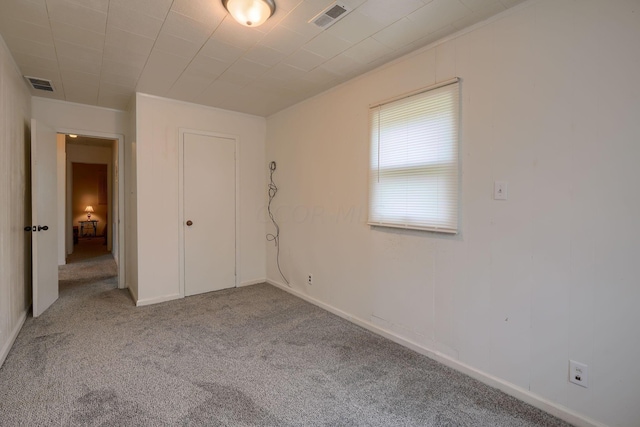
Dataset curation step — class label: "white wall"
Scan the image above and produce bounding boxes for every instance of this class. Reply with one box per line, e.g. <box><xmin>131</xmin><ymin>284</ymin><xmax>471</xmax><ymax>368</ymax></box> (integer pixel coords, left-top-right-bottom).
<box><xmin>32</xmin><ymin>97</ymin><xmax>128</xmax><ymax>137</ymax></box>
<box><xmin>265</xmin><ymin>1</ymin><xmax>640</xmax><ymax>426</ymax></box>
<box><xmin>134</xmin><ymin>93</ymin><xmax>266</xmax><ymax>305</ymax></box>
<box><xmin>0</xmin><ymin>35</ymin><xmax>31</xmax><ymax>367</ymax></box>
<box><xmin>126</xmin><ymin>95</ymin><xmax>138</xmax><ymax>300</ymax></box>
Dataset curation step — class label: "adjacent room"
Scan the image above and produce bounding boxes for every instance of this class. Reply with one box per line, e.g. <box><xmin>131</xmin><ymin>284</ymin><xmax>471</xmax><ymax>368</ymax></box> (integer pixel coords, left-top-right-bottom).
<box><xmin>0</xmin><ymin>1</ymin><xmax>639</xmax><ymax>426</ymax></box>
<box><xmin>66</xmin><ymin>135</ymin><xmax>116</xmax><ymax>260</ymax></box>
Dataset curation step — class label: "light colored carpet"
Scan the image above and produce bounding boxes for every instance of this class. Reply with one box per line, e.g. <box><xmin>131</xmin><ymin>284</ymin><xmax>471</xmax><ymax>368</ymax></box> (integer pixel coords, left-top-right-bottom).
<box><xmin>0</xmin><ymin>256</ymin><xmax>571</xmax><ymax>426</ymax></box>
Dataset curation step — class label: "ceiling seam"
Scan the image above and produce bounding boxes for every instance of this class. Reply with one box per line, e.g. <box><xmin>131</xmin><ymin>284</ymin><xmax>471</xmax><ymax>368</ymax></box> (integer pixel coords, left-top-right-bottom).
<box><xmin>185</xmin><ymin>3</ymin><xmax>338</xmax><ymax>107</ymax></box>
<box><xmin>43</xmin><ymin>0</ymin><xmax>65</xmax><ymax>100</ymax></box>
<box><xmin>133</xmin><ymin>0</ymin><xmax>177</xmax><ymax>95</ymax></box>
<box><xmin>95</xmin><ymin>0</ymin><xmax>110</xmax><ymax>107</ymax></box>
<box><xmin>163</xmin><ymin>13</ymin><xmax>232</xmax><ymax>97</ymax></box>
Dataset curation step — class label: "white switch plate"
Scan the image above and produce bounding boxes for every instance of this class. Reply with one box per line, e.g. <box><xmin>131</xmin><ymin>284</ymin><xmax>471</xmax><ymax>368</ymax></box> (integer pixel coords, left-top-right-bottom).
<box><xmin>494</xmin><ymin>181</ymin><xmax>508</xmax><ymax>200</ymax></box>
<box><xmin>569</xmin><ymin>360</ymin><xmax>589</xmax><ymax>388</ymax></box>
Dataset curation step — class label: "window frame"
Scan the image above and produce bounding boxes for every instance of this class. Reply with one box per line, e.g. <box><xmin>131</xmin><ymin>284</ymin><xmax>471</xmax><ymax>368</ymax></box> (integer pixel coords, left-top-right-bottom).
<box><xmin>367</xmin><ymin>78</ymin><xmax>460</xmax><ymax>234</ymax></box>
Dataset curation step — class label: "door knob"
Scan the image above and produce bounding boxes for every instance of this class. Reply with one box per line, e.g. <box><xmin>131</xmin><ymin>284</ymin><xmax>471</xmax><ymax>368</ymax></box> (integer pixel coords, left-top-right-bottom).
<box><xmin>24</xmin><ymin>226</ymin><xmax>35</xmax><ymax>232</ymax></box>
<box><xmin>186</xmin><ymin>220</ymin><xmax>193</xmax><ymax>226</ymax></box>
<box><xmin>38</xmin><ymin>225</ymin><xmax>49</xmax><ymax>231</ymax></box>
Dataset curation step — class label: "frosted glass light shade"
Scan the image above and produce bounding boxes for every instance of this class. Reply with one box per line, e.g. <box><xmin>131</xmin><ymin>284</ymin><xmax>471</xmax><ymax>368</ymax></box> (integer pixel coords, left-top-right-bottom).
<box><xmin>222</xmin><ymin>0</ymin><xmax>275</xmax><ymax>27</ymax></box>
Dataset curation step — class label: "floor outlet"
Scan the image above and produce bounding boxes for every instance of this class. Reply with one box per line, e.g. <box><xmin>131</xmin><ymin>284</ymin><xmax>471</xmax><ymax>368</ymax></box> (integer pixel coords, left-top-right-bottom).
<box><xmin>569</xmin><ymin>360</ymin><xmax>588</xmax><ymax>388</ymax></box>
<box><xmin>307</xmin><ymin>274</ymin><xmax>313</xmax><ymax>286</ymax></box>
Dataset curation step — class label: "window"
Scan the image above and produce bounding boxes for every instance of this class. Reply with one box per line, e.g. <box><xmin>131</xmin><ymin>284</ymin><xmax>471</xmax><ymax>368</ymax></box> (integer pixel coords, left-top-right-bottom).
<box><xmin>368</xmin><ymin>78</ymin><xmax>460</xmax><ymax>233</ymax></box>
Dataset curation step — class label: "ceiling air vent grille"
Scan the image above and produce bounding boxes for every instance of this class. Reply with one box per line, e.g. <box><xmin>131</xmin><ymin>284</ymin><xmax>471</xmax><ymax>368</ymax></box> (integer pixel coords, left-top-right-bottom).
<box><xmin>25</xmin><ymin>76</ymin><xmax>54</xmax><ymax>92</ymax></box>
<box><xmin>309</xmin><ymin>3</ymin><xmax>351</xmax><ymax>29</ymax></box>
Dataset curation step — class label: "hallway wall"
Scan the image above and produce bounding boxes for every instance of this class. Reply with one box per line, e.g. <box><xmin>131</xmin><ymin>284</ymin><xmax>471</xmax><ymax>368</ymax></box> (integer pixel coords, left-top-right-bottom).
<box><xmin>0</xmin><ymin>35</ymin><xmax>31</xmax><ymax>367</ymax></box>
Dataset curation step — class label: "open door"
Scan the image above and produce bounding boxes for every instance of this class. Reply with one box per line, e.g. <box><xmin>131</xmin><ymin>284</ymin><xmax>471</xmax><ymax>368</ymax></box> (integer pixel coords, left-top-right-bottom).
<box><xmin>31</xmin><ymin>119</ymin><xmax>58</xmax><ymax>317</ymax></box>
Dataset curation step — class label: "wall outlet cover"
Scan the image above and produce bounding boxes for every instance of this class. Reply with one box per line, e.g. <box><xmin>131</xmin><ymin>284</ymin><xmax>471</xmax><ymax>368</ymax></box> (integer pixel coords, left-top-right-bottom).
<box><xmin>569</xmin><ymin>360</ymin><xmax>588</xmax><ymax>388</ymax></box>
<box><xmin>494</xmin><ymin>181</ymin><xmax>508</xmax><ymax>200</ymax></box>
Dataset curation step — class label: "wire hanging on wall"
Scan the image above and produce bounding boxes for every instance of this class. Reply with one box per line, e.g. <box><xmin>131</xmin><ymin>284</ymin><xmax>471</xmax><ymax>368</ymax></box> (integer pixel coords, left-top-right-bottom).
<box><xmin>266</xmin><ymin>161</ymin><xmax>290</xmax><ymax>286</ymax></box>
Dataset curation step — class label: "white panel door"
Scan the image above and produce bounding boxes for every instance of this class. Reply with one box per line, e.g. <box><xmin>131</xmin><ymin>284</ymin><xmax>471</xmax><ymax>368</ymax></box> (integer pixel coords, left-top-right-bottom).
<box><xmin>183</xmin><ymin>133</ymin><xmax>236</xmax><ymax>296</ymax></box>
<box><xmin>31</xmin><ymin>119</ymin><xmax>58</xmax><ymax>317</ymax></box>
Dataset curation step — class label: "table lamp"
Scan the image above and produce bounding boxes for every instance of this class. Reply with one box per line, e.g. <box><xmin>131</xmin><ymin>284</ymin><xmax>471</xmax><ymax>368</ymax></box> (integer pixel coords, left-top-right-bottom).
<box><xmin>85</xmin><ymin>205</ymin><xmax>94</xmax><ymax>220</ymax></box>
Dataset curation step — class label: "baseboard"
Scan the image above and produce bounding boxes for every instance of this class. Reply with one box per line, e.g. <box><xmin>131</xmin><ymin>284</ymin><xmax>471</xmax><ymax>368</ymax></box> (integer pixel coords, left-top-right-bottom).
<box><xmin>238</xmin><ymin>278</ymin><xmax>266</xmax><ymax>288</ymax></box>
<box><xmin>266</xmin><ymin>279</ymin><xmax>608</xmax><ymax>427</ymax></box>
<box><xmin>136</xmin><ymin>293</ymin><xmax>180</xmax><ymax>307</ymax></box>
<box><xmin>0</xmin><ymin>310</ymin><xmax>28</xmax><ymax>368</ymax></box>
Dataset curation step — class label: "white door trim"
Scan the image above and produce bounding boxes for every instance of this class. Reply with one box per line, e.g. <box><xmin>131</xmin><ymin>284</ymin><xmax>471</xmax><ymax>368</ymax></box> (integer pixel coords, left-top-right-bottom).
<box><xmin>56</xmin><ymin>128</ymin><xmax>126</xmax><ymax>289</ymax></box>
<box><xmin>178</xmin><ymin>128</ymin><xmax>240</xmax><ymax>298</ymax></box>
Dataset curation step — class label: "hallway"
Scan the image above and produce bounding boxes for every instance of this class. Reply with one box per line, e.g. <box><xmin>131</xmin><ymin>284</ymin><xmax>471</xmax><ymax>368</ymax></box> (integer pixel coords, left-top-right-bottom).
<box><xmin>67</xmin><ymin>237</ymin><xmax>110</xmax><ymax>263</ymax></box>
<box><xmin>60</xmin><ymin>238</ymin><xmax>116</xmax><ymax>294</ymax></box>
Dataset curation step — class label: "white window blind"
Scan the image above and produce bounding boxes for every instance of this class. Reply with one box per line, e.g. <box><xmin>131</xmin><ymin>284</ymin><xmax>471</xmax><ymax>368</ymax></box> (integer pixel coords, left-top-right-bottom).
<box><xmin>368</xmin><ymin>79</ymin><xmax>460</xmax><ymax>233</ymax></box>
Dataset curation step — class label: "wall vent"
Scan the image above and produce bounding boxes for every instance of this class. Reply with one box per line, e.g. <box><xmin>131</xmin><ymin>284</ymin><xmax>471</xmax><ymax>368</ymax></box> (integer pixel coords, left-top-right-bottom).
<box><xmin>25</xmin><ymin>76</ymin><xmax>54</xmax><ymax>92</ymax></box>
<box><xmin>309</xmin><ymin>3</ymin><xmax>351</xmax><ymax>29</ymax></box>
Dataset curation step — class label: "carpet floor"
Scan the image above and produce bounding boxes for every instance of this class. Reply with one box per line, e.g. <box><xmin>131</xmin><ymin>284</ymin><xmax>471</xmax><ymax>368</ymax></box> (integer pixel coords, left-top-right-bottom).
<box><xmin>0</xmin><ymin>255</ymin><xmax>571</xmax><ymax>426</ymax></box>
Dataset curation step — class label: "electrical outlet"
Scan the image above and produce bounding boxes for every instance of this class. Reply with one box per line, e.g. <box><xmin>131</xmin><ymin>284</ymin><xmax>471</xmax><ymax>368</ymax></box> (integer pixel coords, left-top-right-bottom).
<box><xmin>569</xmin><ymin>360</ymin><xmax>588</xmax><ymax>388</ymax></box>
<box><xmin>307</xmin><ymin>274</ymin><xmax>313</xmax><ymax>285</ymax></box>
<box><xmin>494</xmin><ymin>181</ymin><xmax>508</xmax><ymax>200</ymax></box>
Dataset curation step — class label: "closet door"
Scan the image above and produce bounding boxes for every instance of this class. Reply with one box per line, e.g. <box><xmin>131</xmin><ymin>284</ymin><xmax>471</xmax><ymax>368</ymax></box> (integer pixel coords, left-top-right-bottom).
<box><xmin>183</xmin><ymin>132</ymin><xmax>236</xmax><ymax>296</ymax></box>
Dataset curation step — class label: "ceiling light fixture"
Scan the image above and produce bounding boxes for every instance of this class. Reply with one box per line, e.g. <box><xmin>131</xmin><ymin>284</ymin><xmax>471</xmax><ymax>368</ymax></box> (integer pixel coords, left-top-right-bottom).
<box><xmin>222</xmin><ymin>0</ymin><xmax>275</xmax><ymax>27</ymax></box>
<box><xmin>68</xmin><ymin>134</ymin><xmax>78</xmax><ymax>138</ymax></box>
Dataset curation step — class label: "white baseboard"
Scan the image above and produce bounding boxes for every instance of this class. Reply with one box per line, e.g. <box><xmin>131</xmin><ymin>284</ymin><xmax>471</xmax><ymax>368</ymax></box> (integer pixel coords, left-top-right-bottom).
<box><xmin>0</xmin><ymin>310</ymin><xmax>27</xmax><ymax>368</ymax></box>
<box><xmin>136</xmin><ymin>293</ymin><xmax>181</xmax><ymax>307</ymax></box>
<box><xmin>266</xmin><ymin>279</ymin><xmax>608</xmax><ymax>427</ymax></box>
<box><xmin>238</xmin><ymin>278</ymin><xmax>266</xmax><ymax>288</ymax></box>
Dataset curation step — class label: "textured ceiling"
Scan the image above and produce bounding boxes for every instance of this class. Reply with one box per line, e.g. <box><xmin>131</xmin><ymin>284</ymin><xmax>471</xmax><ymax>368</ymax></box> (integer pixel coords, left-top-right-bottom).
<box><xmin>0</xmin><ymin>0</ymin><xmax>525</xmax><ymax>116</ymax></box>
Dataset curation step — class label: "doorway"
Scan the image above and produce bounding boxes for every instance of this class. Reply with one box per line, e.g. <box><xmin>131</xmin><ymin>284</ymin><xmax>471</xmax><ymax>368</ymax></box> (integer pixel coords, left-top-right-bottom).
<box><xmin>64</xmin><ymin>135</ymin><xmax>115</xmax><ymax>265</ymax></box>
<box><xmin>30</xmin><ymin>121</ymin><xmax>125</xmax><ymax>317</ymax></box>
<box><xmin>70</xmin><ymin>162</ymin><xmax>109</xmax><ymax>261</ymax></box>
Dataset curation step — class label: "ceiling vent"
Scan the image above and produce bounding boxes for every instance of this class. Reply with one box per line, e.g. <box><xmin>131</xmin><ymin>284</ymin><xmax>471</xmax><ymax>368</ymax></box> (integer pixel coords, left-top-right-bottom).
<box><xmin>25</xmin><ymin>76</ymin><xmax>54</xmax><ymax>92</ymax></box>
<box><xmin>309</xmin><ymin>2</ymin><xmax>351</xmax><ymax>29</ymax></box>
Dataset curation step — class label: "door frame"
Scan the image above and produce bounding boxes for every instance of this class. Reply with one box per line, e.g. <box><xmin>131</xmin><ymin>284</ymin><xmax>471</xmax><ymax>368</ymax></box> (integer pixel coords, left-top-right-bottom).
<box><xmin>57</xmin><ymin>128</ymin><xmax>126</xmax><ymax>289</ymax></box>
<box><xmin>178</xmin><ymin>128</ymin><xmax>240</xmax><ymax>298</ymax></box>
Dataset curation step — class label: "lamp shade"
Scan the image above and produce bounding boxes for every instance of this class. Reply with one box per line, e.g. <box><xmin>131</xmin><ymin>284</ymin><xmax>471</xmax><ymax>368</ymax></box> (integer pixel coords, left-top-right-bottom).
<box><xmin>84</xmin><ymin>206</ymin><xmax>94</xmax><ymax>213</ymax></box>
<box><xmin>222</xmin><ymin>0</ymin><xmax>275</xmax><ymax>27</ymax></box>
